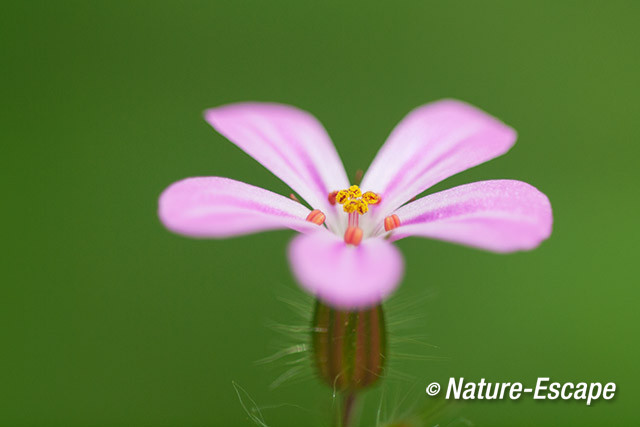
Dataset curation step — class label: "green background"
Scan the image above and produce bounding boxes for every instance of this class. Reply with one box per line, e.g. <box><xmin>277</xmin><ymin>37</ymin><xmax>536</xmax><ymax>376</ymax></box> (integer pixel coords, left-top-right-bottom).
<box><xmin>2</xmin><ymin>1</ymin><xmax>639</xmax><ymax>426</ymax></box>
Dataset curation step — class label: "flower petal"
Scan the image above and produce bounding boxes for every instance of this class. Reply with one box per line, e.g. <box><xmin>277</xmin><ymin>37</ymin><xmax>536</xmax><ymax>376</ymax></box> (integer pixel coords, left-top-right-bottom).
<box><xmin>388</xmin><ymin>180</ymin><xmax>552</xmax><ymax>253</ymax></box>
<box><xmin>288</xmin><ymin>232</ymin><xmax>404</xmax><ymax>309</ymax></box>
<box><xmin>360</xmin><ymin>99</ymin><xmax>517</xmax><ymax>228</ymax></box>
<box><xmin>204</xmin><ymin>103</ymin><xmax>349</xmax><ymax>231</ymax></box>
<box><xmin>159</xmin><ymin>177</ymin><xmax>320</xmax><ymax>238</ymax></box>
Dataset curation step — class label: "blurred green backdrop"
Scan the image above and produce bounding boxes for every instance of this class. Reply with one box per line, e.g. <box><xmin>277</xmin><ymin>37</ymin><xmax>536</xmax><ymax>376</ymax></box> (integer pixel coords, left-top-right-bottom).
<box><xmin>2</xmin><ymin>1</ymin><xmax>639</xmax><ymax>426</ymax></box>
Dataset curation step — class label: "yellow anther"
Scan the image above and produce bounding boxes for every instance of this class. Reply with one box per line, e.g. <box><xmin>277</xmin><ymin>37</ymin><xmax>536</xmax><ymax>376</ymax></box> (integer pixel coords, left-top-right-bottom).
<box><xmin>355</xmin><ymin>199</ymin><xmax>368</xmax><ymax>214</ymax></box>
<box><xmin>362</xmin><ymin>191</ymin><xmax>380</xmax><ymax>205</ymax></box>
<box><xmin>343</xmin><ymin>199</ymin><xmax>359</xmax><ymax>213</ymax></box>
<box><xmin>343</xmin><ymin>199</ymin><xmax>368</xmax><ymax>214</ymax></box>
<box><xmin>335</xmin><ymin>190</ymin><xmax>350</xmax><ymax>205</ymax></box>
<box><xmin>348</xmin><ymin>185</ymin><xmax>362</xmax><ymax>199</ymax></box>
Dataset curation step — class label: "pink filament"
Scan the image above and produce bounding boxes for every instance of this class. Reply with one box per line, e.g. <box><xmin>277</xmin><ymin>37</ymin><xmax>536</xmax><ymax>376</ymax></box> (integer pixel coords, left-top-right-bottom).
<box><xmin>348</xmin><ymin>212</ymin><xmax>359</xmax><ymax>228</ymax></box>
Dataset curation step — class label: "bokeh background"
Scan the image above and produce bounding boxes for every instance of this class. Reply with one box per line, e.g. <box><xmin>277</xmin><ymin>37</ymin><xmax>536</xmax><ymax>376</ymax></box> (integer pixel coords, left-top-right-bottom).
<box><xmin>2</xmin><ymin>1</ymin><xmax>639</xmax><ymax>426</ymax></box>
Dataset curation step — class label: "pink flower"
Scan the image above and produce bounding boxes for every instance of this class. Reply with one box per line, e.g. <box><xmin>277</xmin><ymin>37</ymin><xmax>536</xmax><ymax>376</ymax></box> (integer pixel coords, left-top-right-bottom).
<box><xmin>158</xmin><ymin>100</ymin><xmax>552</xmax><ymax>308</ymax></box>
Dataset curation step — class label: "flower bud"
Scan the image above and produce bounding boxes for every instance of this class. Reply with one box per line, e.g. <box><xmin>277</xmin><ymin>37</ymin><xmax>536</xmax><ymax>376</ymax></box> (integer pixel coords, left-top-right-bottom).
<box><xmin>311</xmin><ymin>300</ymin><xmax>386</xmax><ymax>391</ymax></box>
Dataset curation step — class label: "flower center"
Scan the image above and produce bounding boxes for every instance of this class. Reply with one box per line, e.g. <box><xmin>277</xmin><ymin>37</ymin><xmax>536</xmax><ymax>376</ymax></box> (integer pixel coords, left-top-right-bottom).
<box><xmin>328</xmin><ymin>185</ymin><xmax>380</xmax><ymax>246</ymax></box>
<box><xmin>329</xmin><ymin>185</ymin><xmax>381</xmax><ymax>213</ymax></box>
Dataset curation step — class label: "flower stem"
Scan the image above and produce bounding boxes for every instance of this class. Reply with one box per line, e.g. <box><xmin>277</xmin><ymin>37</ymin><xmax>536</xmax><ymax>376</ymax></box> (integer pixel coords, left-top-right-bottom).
<box><xmin>341</xmin><ymin>392</ymin><xmax>357</xmax><ymax>427</ymax></box>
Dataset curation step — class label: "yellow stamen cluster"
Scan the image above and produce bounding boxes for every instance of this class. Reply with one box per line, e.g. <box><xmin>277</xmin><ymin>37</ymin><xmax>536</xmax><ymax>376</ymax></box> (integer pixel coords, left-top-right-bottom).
<box><xmin>333</xmin><ymin>185</ymin><xmax>380</xmax><ymax>215</ymax></box>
